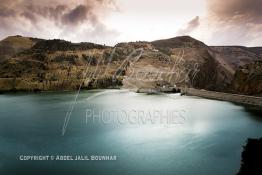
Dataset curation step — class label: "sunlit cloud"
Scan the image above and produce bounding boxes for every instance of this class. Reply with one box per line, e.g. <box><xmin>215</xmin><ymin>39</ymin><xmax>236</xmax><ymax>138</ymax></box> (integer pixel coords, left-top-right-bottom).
<box><xmin>0</xmin><ymin>0</ymin><xmax>261</xmax><ymax>46</ymax></box>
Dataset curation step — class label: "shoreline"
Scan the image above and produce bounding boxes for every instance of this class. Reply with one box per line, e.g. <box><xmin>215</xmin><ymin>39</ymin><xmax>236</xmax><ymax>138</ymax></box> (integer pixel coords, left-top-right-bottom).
<box><xmin>0</xmin><ymin>87</ymin><xmax>122</xmax><ymax>95</ymax></box>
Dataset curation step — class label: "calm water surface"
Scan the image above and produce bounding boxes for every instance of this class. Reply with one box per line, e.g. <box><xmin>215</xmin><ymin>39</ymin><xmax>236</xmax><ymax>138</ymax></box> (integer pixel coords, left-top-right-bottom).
<box><xmin>0</xmin><ymin>90</ymin><xmax>262</xmax><ymax>175</ymax></box>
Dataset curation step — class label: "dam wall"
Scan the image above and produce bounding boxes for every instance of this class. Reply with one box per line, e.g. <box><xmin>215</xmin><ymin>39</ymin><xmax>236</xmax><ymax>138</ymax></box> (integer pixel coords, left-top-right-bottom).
<box><xmin>183</xmin><ymin>88</ymin><xmax>262</xmax><ymax>106</ymax></box>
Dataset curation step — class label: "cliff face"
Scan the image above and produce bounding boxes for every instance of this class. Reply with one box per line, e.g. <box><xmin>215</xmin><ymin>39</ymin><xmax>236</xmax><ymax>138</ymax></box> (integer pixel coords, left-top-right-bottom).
<box><xmin>231</xmin><ymin>61</ymin><xmax>262</xmax><ymax>95</ymax></box>
<box><xmin>123</xmin><ymin>37</ymin><xmax>220</xmax><ymax>91</ymax></box>
<box><xmin>208</xmin><ymin>46</ymin><xmax>262</xmax><ymax>89</ymax></box>
<box><xmin>0</xmin><ymin>35</ymin><xmax>261</xmax><ymax>94</ymax></box>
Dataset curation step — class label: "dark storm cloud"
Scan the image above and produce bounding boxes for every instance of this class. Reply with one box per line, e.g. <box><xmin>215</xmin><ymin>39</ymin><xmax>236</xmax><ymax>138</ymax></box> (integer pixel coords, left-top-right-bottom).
<box><xmin>25</xmin><ymin>4</ymin><xmax>68</xmax><ymax>21</ymax></box>
<box><xmin>0</xmin><ymin>7</ymin><xmax>15</xmax><ymax>17</ymax></box>
<box><xmin>21</xmin><ymin>11</ymin><xmax>38</xmax><ymax>23</ymax></box>
<box><xmin>0</xmin><ymin>0</ymin><xmax>115</xmax><ymax>26</ymax></box>
<box><xmin>62</xmin><ymin>5</ymin><xmax>95</xmax><ymax>25</ymax></box>
<box><xmin>206</xmin><ymin>0</ymin><xmax>262</xmax><ymax>46</ymax></box>
<box><xmin>177</xmin><ymin>16</ymin><xmax>200</xmax><ymax>35</ymax></box>
<box><xmin>207</xmin><ymin>0</ymin><xmax>262</xmax><ymax>24</ymax></box>
<box><xmin>0</xmin><ymin>0</ymin><xmax>118</xmax><ymax>43</ymax></box>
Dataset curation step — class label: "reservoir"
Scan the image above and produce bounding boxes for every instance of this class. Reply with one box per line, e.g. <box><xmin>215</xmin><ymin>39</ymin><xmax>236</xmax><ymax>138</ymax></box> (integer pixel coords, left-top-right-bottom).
<box><xmin>0</xmin><ymin>90</ymin><xmax>262</xmax><ymax>175</ymax></box>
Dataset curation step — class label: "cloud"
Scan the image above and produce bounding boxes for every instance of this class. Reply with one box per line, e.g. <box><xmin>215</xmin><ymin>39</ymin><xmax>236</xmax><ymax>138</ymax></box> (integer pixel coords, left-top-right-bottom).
<box><xmin>0</xmin><ymin>7</ymin><xmax>15</xmax><ymax>17</ymax></box>
<box><xmin>0</xmin><ymin>0</ymin><xmax>119</xmax><ymax>45</ymax></box>
<box><xmin>24</xmin><ymin>4</ymin><xmax>68</xmax><ymax>21</ymax></box>
<box><xmin>207</xmin><ymin>0</ymin><xmax>262</xmax><ymax>24</ymax></box>
<box><xmin>177</xmin><ymin>16</ymin><xmax>200</xmax><ymax>36</ymax></box>
<box><xmin>205</xmin><ymin>0</ymin><xmax>262</xmax><ymax>46</ymax></box>
<box><xmin>62</xmin><ymin>5</ymin><xmax>91</xmax><ymax>25</ymax></box>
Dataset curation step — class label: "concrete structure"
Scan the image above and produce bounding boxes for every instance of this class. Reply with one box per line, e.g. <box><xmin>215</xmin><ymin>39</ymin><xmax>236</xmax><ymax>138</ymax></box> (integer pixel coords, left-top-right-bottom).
<box><xmin>182</xmin><ymin>88</ymin><xmax>262</xmax><ymax>106</ymax></box>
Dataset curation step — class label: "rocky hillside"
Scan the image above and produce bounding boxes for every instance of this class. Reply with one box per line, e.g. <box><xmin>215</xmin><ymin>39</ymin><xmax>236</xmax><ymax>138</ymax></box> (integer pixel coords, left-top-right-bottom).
<box><xmin>231</xmin><ymin>61</ymin><xmax>262</xmax><ymax>95</ymax></box>
<box><xmin>0</xmin><ymin>35</ymin><xmax>40</xmax><ymax>63</ymax></box>
<box><xmin>0</xmin><ymin>35</ymin><xmax>261</xmax><ymax>95</ymax></box>
<box><xmin>209</xmin><ymin>46</ymin><xmax>262</xmax><ymax>94</ymax></box>
<box><xmin>249</xmin><ymin>47</ymin><xmax>262</xmax><ymax>57</ymax></box>
<box><xmin>0</xmin><ymin>36</ymin><xmax>123</xmax><ymax>91</ymax></box>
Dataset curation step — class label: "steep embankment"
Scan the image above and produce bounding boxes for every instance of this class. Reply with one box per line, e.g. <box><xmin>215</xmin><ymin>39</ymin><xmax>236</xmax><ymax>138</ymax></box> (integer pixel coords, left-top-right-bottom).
<box><xmin>151</xmin><ymin>36</ymin><xmax>225</xmax><ymax>91</ymax></box>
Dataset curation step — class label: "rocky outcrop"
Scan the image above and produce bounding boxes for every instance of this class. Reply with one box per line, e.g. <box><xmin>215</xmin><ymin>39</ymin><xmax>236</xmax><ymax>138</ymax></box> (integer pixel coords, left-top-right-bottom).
<box><xmin>231</xmin><ymin>61</ymin><xmax>262</xmax><ymax>95</ymax></box>
<box><xmin>237</xmin><ymin>138</ymin><xmax>262</xmax><ymax>175</ymax></box>
<box><xmin>208</xmin><ymin>46</ymin><xmax>262</xmax><ymax>92</ymax></box>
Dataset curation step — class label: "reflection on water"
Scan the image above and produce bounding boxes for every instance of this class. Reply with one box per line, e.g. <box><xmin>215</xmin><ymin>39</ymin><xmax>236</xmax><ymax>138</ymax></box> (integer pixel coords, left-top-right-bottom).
<box><xmin>0</xmin><ymin>90</ymin><xmax>262</xmax><ymax>175</ymax></box>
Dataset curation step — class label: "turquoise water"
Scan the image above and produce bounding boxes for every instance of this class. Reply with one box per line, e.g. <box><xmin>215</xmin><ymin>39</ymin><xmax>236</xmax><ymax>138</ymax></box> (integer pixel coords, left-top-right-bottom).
<box><xmin>0</xmin><ymin>90</ymin><xmax>262</xmax><ymax>175</ymax></box>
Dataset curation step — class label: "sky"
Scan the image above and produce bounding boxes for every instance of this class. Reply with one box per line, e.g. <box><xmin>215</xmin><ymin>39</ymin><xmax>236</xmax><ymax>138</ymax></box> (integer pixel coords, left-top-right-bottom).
<box><xmin>0</xmin><ymin>0</ymin><xmax>261</xmax><ymax>46</ymax></box>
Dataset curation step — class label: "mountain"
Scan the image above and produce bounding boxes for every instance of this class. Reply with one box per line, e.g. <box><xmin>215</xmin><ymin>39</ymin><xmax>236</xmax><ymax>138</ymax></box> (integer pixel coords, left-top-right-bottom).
<box><xmin>151</xmin><ymin>36</ymin><xmax>207</xmax><ymax>48</ymax></box>
<box><xmin>0</xmin><ymin>35</ymin><xmax>261</xmax><ymax>95</ymax></box>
